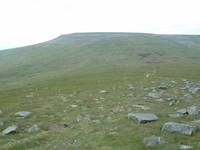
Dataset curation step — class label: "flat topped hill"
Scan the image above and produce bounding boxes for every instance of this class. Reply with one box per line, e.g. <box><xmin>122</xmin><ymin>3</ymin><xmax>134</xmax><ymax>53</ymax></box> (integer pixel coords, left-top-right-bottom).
<box><xmin>0</xmin><ymin>32</ymin><xmax>200</xmax><ymax>90</ymax></box>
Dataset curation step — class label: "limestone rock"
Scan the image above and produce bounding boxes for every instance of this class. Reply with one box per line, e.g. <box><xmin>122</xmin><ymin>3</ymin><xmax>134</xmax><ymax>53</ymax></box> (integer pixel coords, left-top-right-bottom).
<box><xmin>162</xmin><ymin>122</ymin><xmax>196</xmax><ymax>135</ymax></box>
<box><xmin>0</xmin><ymin>110</ymin><xmax>3</xmax><ymax>115</ymax></box>
<box><xmin>180</xmin><ymin>145</ymin><xmax>193</xmax><ymax>149</ymax></box>
<box><xmin>128</xmin><ymin>113</ymin><xmax>158</xmax><ymax>123</ymax></box>
<box><xmin>168</xmin><ymin>114</ymin><xmax>184</xmax><ymax>118</ymax></box>
<box><xmin>2</xmin><ymin>125</ymin><xmax>19</xmax><ymax>134</ymax></box>
<box><xmin>28</xmin><ymin>124</ymin><xmax>40</xmax><ymax>133</ymax></box>
<box><xmin>187</xmin><ymin>106</ymin><xmax>198</xmax><ymax>115</ymax></box>
<box><xmin>141</xmin><ymin>135</ymin><xmax>167</xmax><ymax>147</ymax></box>
<box><xmin>191</xmin><ymin>120</ymin><xmax>200</xmax><ymax>124</ymax></box>
<box><xmin>132</xmin><ymin>105</ymin><xmax>151</xmax><ymax>110</ymax></box>
<box><xmin>15</xmin><ymin>111</ymin><xmax>32</xmax><ymax>117</ymax></box>
<box><xmin>0</xmin><ymin>121</ymin><xmax>4</xmax><ymax>126</ymax></box>
<box><xmin>159</xmin><ymin>85</ymin><xmax>167</xmax><ymax>89</ymax></box>
<box><xmin>99</xmin><ymin>90</ymin><xmax>108</xmax><ymax>94</ymax></box>
<box><xmin>176</xmin><ymin>109</ymin><xmax>188</xmax><ymax>114</ymax></box>
<box><xmin>147</xmin><ymin>92</ymin><xmax>161</xmax><ymax>98</ymax></box>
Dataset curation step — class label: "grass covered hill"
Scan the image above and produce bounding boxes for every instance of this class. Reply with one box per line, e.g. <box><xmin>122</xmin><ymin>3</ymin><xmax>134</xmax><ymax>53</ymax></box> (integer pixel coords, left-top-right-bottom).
<box><xmin>0</xmin><ymin>33</ymin><xmax>200</xmax><ymax>149</ymax></box>
<box><xmin>0</xmin><ymin>33</ymin><xmax>200</xmax><ymax>90</ymax></box>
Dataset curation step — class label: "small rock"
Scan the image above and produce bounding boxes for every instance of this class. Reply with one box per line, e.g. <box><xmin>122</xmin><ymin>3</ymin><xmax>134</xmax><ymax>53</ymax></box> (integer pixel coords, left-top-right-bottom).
<box><xmin>132</xmin><ymin>105</ymin><xmax>151</xmax><ymax>110</ymax></box>
<box><xmin>141</xmin><ymin>135</ymin><xmax>167</xmax><ymax>147</ymax></box>
<box><xmin>191</xmin><ymin>120</ymin><xmax>200</xmax><ymax>124</ymax></box>
<box><xmin>159</xmin><ymin>85</ymin><xmax>167</xmax><ymax>89</ymax></box>
<box><xmin>155</xmin><ymin>98</ymin><xmax>164</xmax><ymax>102</ymax></box>
<box><xmin>129</xmin><ymin>87</ymin><xmax>135</xmax><ymax>90</ymax></box>
<box><xmin>81</xmin><ymin>106</ymin><xmax>89</xmax><ymax>110</ymax></box>
<box><xmin>26</xmin><ymin>94</ymin><xmax>33</xmax><ymax>98</ymax></box>
<box><xmin>15</xmin><ymin>111</ymin><xmax>32</xmax><ymax>117</ymax></box>
<box><xmin>0</xmin><ymin>110</ymin><xmax>3</xmax><ymax>114</ymax></box>
<box><xmin>92</xmin><ymin>120</ymin><xmax>101</xmax><ymax>124</ymax></box>
<box><xmin>99</xmin><ymin>90</ymin><xmax>108</xmax><ymax>94</ymax></box>
<box><xmin>147</xmin><ymin>92</ymin><xmax>161</xmax><ymax>98</ymax></box>
<box><xmin>176</xmin><ymin>109</ymin><xmax>188</xmax><ymax>114</ymax></box>
<box><xmin>167</xmin><ymin>97</ymin><xmax>176</xmax><ymax>101</ymax></box>
<box><xmin>170</xmin><ymin>81</ymin><xmax>177</xmax><ymax>84</ymax></box>
<box><xmin>75</xmin><ymin>100</ymin><xmax>83</xmax><ymax>103</ymax></box>
<box><xmin>2</xmin><ymin>125</ymin><xmax>19</xmax><ymax>134</ymax></box>
<box><xmin>180</xmin><ymin>145</ymin><xmax>193</xmax><ymax>149</ymax></box>
<box><xmin>0</xmin><ymin>121</ymin><xmax>4</xmax><ymax>126</ymax></box>
<box><xmin>127</xmin><ymin>93</ymin><xmax>133</xmax><ymax>97</ymax></box>
<box><xmin>161</xmin><ymin>122</ymin><xmax>196</xmax><ymax>135</ymax></box>
<box><xmin>188</xmin><ymin>87</ymin><xmax>200</xmax><ymax>94</ymax></box>
<box><xmin>28</xmin><ymin>124</ymin><xmax>40</xmax><ymax>133</ymax></box>
<box><xmin>128</xmin><ymin>113</ymin><xmax>158</xmax><ymax>123</ymax></box>
<box><xmin>168</xmin><ymin>114</ymin><xmax>184</xmax><ymax>118</ymax></box>
<box><xmin>187</xmin><ymin>106</ymin><xmax>198</xmax><ymax>115</ymax></box>
<box><xmin>184</xmin><ymin>94</ymin><xmax>193</xmax><ymax>99</ymax></box>
<box><xmin>109</xmin><ymin>132</ymin><xmax>119</xmax><ymax>135</ymax></box>
<box><xmin>71</xmin><ymin>105</ymin><xmax>78</xmax><ymax>108</ymax></box>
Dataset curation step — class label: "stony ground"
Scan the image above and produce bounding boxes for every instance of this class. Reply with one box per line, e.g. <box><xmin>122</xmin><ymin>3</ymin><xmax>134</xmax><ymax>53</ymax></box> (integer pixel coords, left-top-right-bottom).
<box><xmin>0</xmin><ymin>74</ymin><xmax>200</xmax><ymax>149</ymax></box>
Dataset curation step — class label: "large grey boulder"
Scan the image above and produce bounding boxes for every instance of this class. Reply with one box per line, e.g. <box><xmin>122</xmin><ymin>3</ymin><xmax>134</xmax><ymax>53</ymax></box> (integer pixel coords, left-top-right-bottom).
<box><xmin>141</xmin><ymin>135</ymin><xmax>167</xmax><ymax>147</ymax></box>
<box><xmin>176</xmin><ymin>109</ymin><xmax>188</xmax><ymax>114</ymax></box>
<box><xmin>2</xmin><ymin>125</ymin><xmax>19</xmax><ymax>134</ymax></box>
<box><xmin>28</xmin><ymin>124</ymin><xmax>40</xmax><ymax>133</ymax></box>
<box><xmin>0</xmin><ymin>121</ymin><xmax>4</xmax><ymax>126</ymax></box>
<box><xmin>187</xmin><ymin>106</ymin><xmax>198</xmax><ymax>115</ymax></box>
<box><xmin>15</xmin><ymin>111</ymin><xmax>32</xmax><ymax>117</ymax></box>
<box><xmin>0</xmin><ymin>110</ymin><xmax>3</xmax><ymax>114</ymax></box>
<box><xmin>128</xmin><ymin>113</ymin><xmax>158</xmax><ymax>123</ymax></box>
<box><xmin>162</xmin><ymin>122</ymin><xmax>196</xmax><ymax>135</ymax></box>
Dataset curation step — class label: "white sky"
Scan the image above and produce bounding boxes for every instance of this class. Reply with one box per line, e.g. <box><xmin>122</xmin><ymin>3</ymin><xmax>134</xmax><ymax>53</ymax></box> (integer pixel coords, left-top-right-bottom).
<box><xmin>0</xmin><ymin>0</ymin><xmax>200</xmax><ymax>49</ymax></box>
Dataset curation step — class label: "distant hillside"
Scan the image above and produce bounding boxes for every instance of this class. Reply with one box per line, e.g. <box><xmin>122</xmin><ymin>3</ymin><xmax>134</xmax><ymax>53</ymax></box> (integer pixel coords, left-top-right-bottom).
<box><xmin>0</xmin><ymin>32</ymin><xmax>200</xmax><ymax>90</ymax></box>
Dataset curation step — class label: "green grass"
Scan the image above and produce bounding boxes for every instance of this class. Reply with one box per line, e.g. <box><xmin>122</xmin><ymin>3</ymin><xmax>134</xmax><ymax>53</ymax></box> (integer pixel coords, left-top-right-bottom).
<box><xmin>0</xmin><ymin>33</ymin><xmax>200</xmax><ymax>149</ymax></box>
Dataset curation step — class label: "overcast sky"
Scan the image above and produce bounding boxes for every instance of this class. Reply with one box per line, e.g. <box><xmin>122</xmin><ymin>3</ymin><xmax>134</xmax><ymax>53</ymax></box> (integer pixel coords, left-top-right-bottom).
<box><xmin>0</xmin><ymin>0</ymin><xmax>200</xmax><ymax>50</ymax></box>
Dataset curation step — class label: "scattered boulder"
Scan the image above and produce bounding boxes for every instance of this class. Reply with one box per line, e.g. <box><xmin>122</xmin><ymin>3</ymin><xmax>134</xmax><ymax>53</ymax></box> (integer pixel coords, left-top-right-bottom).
<box><xmin>26</xmin><ymin>94</ymin><xmax>33</xmax><ymax>98</ymax></box>
<box><xmin>180</xmin><ymin>145</ymin><xmax>193</xmax><ymax>149</ymax></box>
<box><xmin>0</xmin><ymin>121</ymin><xmax>4</xmax><ymax>126</ymax></box>
<box><xmin>147</xmin><ymin>92</ymin><xmax>161</xmax><ymax>98</ymax></box>
<box><xmin>141</xmin><ymin>135</ymin><xmax>167</xmax><ymax>147</ymax></box>
<box><xmin>15</xmin><ymin>111</ymin><xmax>32</xmax><ymax>117</ymax></box>
<box><xmin>109</xmin><ymin>132</ymin><xmax>119</xmax><ymax>135</ymax></box>
<box><xmin>99</xmin><ymin>90</ymin><xmax>108</xmax><ymax>94</ymax></box>
<box><xmin>155</xmin><ymin>98</ymin><xmax>164</xmax><ymax>102</ymax></box>
<box><xmin>188</xmin><ymin>87</ymin><xmax>200</xmax><ymax>94</ymax></box>
<box><xmin>168</xmin><ymin>114</ymin><xmax>184</xmax><ymax>118</ymax></box>
<box><xmin>28</xmin><ymin>124</ymin><xmax>40</xmax><ymax>133</ymax></box>
<box><xmin>159</xmin><ymin>85</ymin><xmax>167</xmax><ymax>89</ymax></box>
<box><xmin>184</xmin><ymin>94</ymin><xmax>193</xmax><ymax>99</ymax></box>
<box><xmin>128</xmin><ymin>113</ymin><xmax>158</xmax><ymax>123</ymax></box>
<box><xmin>2</xmin><ymin>125</ymin><xmax>19</xmax><ymax>134</ymax></box>
<box><xmin>75</xmin><ymin>100</ymin><xmax>83</xmax><ymax>103</ymax></box>
<box><xmin>0</xmin><ymin>110</ymin><xmax>3</xmax><ymax>115</ymax></box>
<box><xmin>191</xmin><ymin>120</ymin><xmax>200</xmax><ymax>124</ymax></box>
<box><xmin>71</xmin><ymin>105</ymin><xmax>78</xmax><ymax>108</ymax></box>
<box><xmin>92</xmin><ymin>120</ymin><xmax>101</xmax><ymax>124</ymax></box>
<box><xmin>167</xmin><ymin>97</ymin><xmax>176</xmax><ymax>101</ymax></box>
<box><xmin>81</xmin><ymin>106</ymin><xmax>89</xmax><ymax>110</ymax></box>
<box><xmin>176</xmin><ymin>109</ymin><xmax>188</xmax><ymax>114</ymax></box>
<box><xmin>187</xmin><ymin>106</ymin><xmax>198</xmax><ymax>115</ymax></box>
<box><xmin>161</xmin><ymin>122</ymin><xmax>196</xmax><ymax>135</ymax></box>
<box><xmin>132</xmin><ymin>105</ymin><xmax>151</xmax><ymax>110</ymax></box>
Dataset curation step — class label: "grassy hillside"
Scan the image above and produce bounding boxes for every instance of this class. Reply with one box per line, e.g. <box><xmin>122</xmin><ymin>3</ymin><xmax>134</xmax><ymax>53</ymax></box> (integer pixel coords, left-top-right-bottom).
<box><xmin>0</xmin><ymin>33</ymin><xmax>200</xmax><ymax>149</ymax></box>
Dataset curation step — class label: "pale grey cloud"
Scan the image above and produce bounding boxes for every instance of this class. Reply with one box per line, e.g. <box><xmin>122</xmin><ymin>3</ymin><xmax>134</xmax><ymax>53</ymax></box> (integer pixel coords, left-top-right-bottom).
<box><xmin>0</xmin><ymin>0</ymin><xmax>200</xmax><ymax>49</ymax></box>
